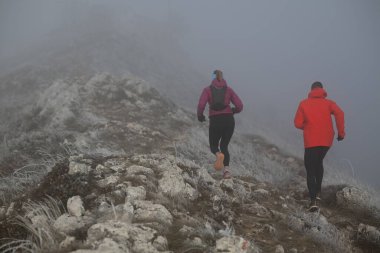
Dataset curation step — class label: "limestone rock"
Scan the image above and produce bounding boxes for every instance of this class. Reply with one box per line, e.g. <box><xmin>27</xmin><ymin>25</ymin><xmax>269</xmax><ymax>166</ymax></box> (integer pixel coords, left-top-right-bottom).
<box><xmin>71</xmin><ymin>238</ymin><xmax>129</xmax><ymax>253</ymax></box>
<box><xmin>179</xmin><ymin>225</ymin><xmax>195</xmax><ymax>237</ymax></box>
<box><xmin>220</xmin><ymin>179</ymin><xmax>234</xmax><ymax>192</ymax></box>
<box><xmin>54</xmin><ymin>214</ymin><xmax>94</xmax><ymax>235</ymax></box>
<box><xmin>96</xmin><ymin>174</ymin><xmax>120</xmax><ymax>188</ymax></box>
<box><xmin>96</xmin><ymin>201</ymin><xmax>134</xmax><ymax>223</ymax></box>
<box><xmin>87</xmin><ymin>221</ymin><xmax>160</xmax><ymax>252</ymax></box>
<box><xmin>67</xmin><ymin>196</ymin><xmax>85</xmax><ymax>217</ymax></box>
<box><xmin>336</xmin><ymin>186</ymin><xmax>371</xmax><ymax>211</ymax></box>
<box><xmin>158</xmin><ymin>167</ymin><xmax>198</xmax><ymax>200</ymax></box>
<box><xmin>125</xmin><ymin>165</ymin><xmax>155</xmax><ymax>177</ymax></box>
<box><xmin>357</xmin><ymin>223</ymin><xmax>380</xmax><ymax>247</ymax></box>
<box><xmin>152</xmin><ymin>236</ymin><xmax>168</xmax><ymax>251</ymax></box>
<box><xmin>252</xmin><ymin>189</ymin><xmax>269</xmax><ymax>199</ymax></box>
<box><xmin>69</xmin><ymin>161</ymin><xmax>91</xmax><ymax>175</ymax></box>
<box><xmin>275</xmin><ymin>244</ymin><xmax>285</xmax><ymax>253</ymax></box>
<box><xmin>133</xmin><ymin>200</ymin><xmax>173</xmax><ymax>229</ymax></box>
<box><xmin>215</xmin><ymin>236</ymin><xmax>254</xmax><ymax>253</ymax></box>
<box><xmin>245</xmin><ymin>202</ymin><xmax>271</xmax><ymax>218</ymax></box>
<box><xmin>59</xmin><ymin>236</ymin><xmax>76</xmax><ymax>250</ymax></box>
<box><xmin>126</xmin><ymin>186</ymin><xmax>146</xmax><ymax>203</ymax></box>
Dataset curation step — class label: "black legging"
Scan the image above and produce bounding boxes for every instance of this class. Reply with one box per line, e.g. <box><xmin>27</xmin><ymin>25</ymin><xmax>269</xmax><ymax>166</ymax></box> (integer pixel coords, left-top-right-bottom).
<box><xmin>209</xmin><ymin>114</ymin><xmax>235</xmax><ymax>166</ymax></box>
<box><xmin>304</xmin><ymin>146</ymin><xmax>330</xmax><ymax>201</ymax></box>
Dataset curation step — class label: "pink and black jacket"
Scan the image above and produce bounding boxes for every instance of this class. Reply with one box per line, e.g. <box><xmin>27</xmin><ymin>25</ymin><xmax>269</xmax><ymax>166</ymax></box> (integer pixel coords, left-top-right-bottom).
<box><xmin>197</xmin><ymin>79</ymin><xmax>243</xmax><ymax>118</ymax></box>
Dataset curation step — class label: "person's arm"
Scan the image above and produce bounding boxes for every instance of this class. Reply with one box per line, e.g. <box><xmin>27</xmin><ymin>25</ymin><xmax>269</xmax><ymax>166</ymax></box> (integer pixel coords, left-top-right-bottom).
<box><xmin>331</xmin><ymin>102</ymin><xmax>345</xmax><ymax>139</ymax></box>
<box><xmin>294</xmin><ymin>103</ymin><xmax>305</xmax><ymax>130</ymax></box>
<box><xmin>197</xmin><ymin>88</ymin><xmax>209</xmax><ymax>121</ymax></box>
<box><xmin>230</xmin><ymin>88</ymin><xmax>243</xmax><ymax>114</ymax></box>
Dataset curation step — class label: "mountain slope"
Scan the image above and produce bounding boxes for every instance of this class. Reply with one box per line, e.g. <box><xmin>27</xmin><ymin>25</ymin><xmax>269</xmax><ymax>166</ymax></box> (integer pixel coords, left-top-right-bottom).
<box><xmin>0</xmin><ymin>72</ymin><xmax>380</xmax><ymax>253</ymax></box>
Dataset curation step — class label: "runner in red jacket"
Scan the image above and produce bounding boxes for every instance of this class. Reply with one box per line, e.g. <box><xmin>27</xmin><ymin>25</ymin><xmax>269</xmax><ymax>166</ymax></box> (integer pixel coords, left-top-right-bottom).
<box><xmin>294</xmin><ymin>81</ymin><xmax>345</xmax><ymax>211</ymax></box>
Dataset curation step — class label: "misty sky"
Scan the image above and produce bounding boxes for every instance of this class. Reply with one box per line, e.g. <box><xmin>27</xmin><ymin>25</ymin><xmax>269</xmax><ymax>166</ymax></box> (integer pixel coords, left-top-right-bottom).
<box><xmin>0</xmin><ymin>0</ymin><xmax>379</xmax><ymax>187</ymax></box>
<box><xmin>130</xmin><ymin>0</ymin><xmax>380</xmax><ymax>187</ymax></box>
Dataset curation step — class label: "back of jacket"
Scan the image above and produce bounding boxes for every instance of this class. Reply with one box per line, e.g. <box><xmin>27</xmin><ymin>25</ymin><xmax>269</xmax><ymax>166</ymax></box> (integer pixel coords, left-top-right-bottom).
<box><xmin>294</xmin><ymin>88</ymin><xmax>345</xmax><ymax>148</ymax></box>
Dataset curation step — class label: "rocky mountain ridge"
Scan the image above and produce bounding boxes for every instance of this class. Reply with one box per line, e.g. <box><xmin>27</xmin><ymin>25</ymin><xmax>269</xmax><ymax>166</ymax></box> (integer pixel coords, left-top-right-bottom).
<box><xmin>0</xmin><ymin>72</ymin><xmax>379</xmax><ymax>252</ymax></box>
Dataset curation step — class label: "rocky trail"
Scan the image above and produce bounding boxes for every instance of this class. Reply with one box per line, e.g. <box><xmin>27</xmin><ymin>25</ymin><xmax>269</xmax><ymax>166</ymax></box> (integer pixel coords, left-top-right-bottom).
<box><xmin>1</xmin><ymin>142</ymin><xmax>380</xmax><ymax>252</ymax></box>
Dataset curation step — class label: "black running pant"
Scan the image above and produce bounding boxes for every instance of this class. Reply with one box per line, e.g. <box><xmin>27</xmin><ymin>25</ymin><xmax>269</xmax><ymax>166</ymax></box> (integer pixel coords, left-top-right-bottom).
<box><xmin>209</xmin><ymin>114</ymin><xmax>235</xmax><ymax>166</ymax></box>
<box><xmin>304</xmin><ymin>146</ymin><xmax>330</xmax><ymax>201</ymax></box>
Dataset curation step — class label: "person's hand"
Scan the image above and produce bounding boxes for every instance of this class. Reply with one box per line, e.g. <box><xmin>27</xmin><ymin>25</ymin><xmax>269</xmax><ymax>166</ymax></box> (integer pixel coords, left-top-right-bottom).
<box><xmin>337</xmin><ymin>135</ymin><xmax>344</xmax><ymax>141</ymax></box>
<box><xmin>232</xmin><ymin>107</ymin><xmax>238</xmax><ymax>114</ymax></box>
<box><xmin>198</xmin><ymin>114</ymin><xmax>206</xmax><ymax>122</ymax></box>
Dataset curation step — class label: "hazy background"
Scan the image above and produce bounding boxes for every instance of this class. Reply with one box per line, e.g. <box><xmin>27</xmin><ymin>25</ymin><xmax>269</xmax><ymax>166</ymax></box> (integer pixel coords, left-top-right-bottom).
<box><xmin>0</xmin><ymin>0</ymin><xmax>379</xmax><ymax>188</ymax></box>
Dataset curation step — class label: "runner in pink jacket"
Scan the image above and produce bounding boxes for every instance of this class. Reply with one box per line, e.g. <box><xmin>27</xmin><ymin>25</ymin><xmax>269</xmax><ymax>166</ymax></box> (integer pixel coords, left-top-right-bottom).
<box><xmin>197</xmin><ymin>70</ymin><xmax>243</xmax><ymax>179</ymax></box>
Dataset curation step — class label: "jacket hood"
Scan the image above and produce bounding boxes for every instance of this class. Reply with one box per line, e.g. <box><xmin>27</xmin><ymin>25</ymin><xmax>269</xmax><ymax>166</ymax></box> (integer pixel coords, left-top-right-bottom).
<box><xmin>308</xmin><ymin>87</ymin><xmax>327</xmax><ymax>98</ymax></box>
<box><xmin>211</xmin><ymin>79</ymin><xmax>227</xmax><ymax>88</ymax></box>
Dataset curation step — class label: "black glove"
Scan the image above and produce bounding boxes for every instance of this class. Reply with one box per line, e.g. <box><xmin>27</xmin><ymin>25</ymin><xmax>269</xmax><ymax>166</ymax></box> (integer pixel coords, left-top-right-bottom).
<box><xmin>231</xmin><ymin>107</ymin><xmax>238</xmax><ymax>114</ymax></box>
<box><xmin>337</xmin><ymin>136</ymin><xmax>344</xmax><ymax>141</ymax></box>
<box><xmin>198</xmin><ymin>114</ymin><xmax>206</xmax><ymax>122</ymax></box>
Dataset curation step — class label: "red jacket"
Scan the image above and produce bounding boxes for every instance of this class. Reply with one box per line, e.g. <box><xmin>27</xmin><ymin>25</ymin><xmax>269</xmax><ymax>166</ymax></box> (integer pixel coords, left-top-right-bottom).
<box><xmin>294</xmin><ymin>88</ymin><xmax>345</xmax><ymax>148</ymax></box>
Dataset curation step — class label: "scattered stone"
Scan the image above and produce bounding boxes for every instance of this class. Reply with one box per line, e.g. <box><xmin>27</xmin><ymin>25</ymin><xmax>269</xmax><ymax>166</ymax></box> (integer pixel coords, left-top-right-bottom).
<box><xmin>126</xmin><ymin>186</ymin><xmax>146</xmax><ymax>203</ymax></box>
<box><xmin>97</xmin><ymin>238</ymin><xmax>130</xmax><ymax>253</ymax></box>
<box><xmin>125</xmin><ymin>165</ymin><xmax>155</xmax><ymax>176</ymax></box>
<box><xmin>275</xmin><ymin>244</ymin><xmax>285</xmax><ymax>253</ymax></box>
<box><xmin>59</xmin><ymin>236</ymin><xmax>76</xmax><ymax>250</ymax></box>
<box><xmin>152</xmin><ymin>235</ymin><xmax>168</xmax><ymax>251</ymax></box>
<box><xmin>289</xmin><ymin>248</ymin><xmax>298</xmax><ymax>253</ymax></box>
<box><xmin>69</xmin><ymin>161</ymin><xmax>91</xmax><ymax>175</ymax></box>
<box><xmin>357</xmin><ymin>223</ymin><xmax>380</xmax><ymax>247</ymax></box>
<box><xmin>336</xmin><ymin>186</ymin><xmax>371</xmax><ymax>211</ymax></box>
<box><xmin>179</xmin><ymin>225</ymin><xmax>195</xmax><ymax>236</ymax></box>
<box><xmin>69</xmin><ymin>154</ymin><xmax>84</xmax><ymax>162</ymax></box>
<box><xmin>198</xmin><ymin>167</ymin><xmax>216</xmax><ymax>186</ymax></box>
<box><xmin>71</xmin><ymin>238</ymin><xmax>129</xmax><ymax>253</ymax></box>
<box><xmin>94</xmin><ymin>164</ymin><xmax>114</xmax><ymax>177</ymax></box>
<box><xmin>96</xmin><ymin>201</ymin><xmax>134</xmax><ymax>223</ymax></box>
<box><xmin>85</xmin><ymin>193</ymin><xmax>97</xmax><ymax>202</ymax></box>
<box><xmin>158</xmin><ymin>167</ymin><xmax>198</xmax><ymax>200</ymax></box>
<box><xmin>215</xmin><ymin>236</ymin><xmax>253</xmax><ymax>253</ymax></box>
<box><xmin>191</xmin><ymin>237</ymin><xmax>204</xmax><ymax>247</ymax></box>
<box><xmin>109</xmin><ymin>184</ymin><xmax>128</xmax><ymax>204</ymax></box>
<box><xmin>287</xmin><ymin>157</ymin><xmax>296</xmax><ymax>163</ymax></box>
<box><xmin>252</xmin><ymin>189</ymin><xmax>269</xmax><ymax>199</ymax></box>
<box><xmin>67</xmin><ymin>196</ymin><xmax>85</xmax><ymax>217</ymax></box>
<box><xmin>54</xmin><ymin>214</ymin><xmax>94</xmax><ymax>235</ymax></box>
<box><xmin>245</xmin><ymin>202</ymin><xmax>271</xmax><ymax>218</ymax></box>
<box><xmin>133</xmin><ymin>200</ymin><xmax>173</xmax><ymax>229</ymax></box>
<box><xmin>87</xmin><ymin>221</ymin><xmax>157</xmax><ymax>251</ymax></box>
<box><xmin>263</xmin><ymin>224</ymin><xmax>276</xmax><ymax>235</ymax></box>
<box><xmin>220</xmin><ymin>179</ymin><xmax>234</xmax><ymax>192</ymax></box>
<box><xmin>96</xmin><ymin>174</ymin><xmax>120</xmax><ymax>188</ymax></box>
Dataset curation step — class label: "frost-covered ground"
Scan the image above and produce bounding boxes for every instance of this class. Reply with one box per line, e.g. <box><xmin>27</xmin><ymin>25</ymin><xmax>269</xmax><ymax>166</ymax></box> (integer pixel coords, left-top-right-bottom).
<box><xmin>0</xmin><ymin>72</ymin><xmax>380</xmax><ymax>252</ymax></box>
<box><xmin>0</xmin><ymin>72</ymin><xmax>191</xmax><ymax>204</ymax></box>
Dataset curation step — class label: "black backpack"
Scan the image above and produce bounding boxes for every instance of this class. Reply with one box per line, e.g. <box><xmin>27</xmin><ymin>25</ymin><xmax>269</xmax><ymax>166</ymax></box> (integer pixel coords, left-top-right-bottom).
<box><xmin>210</xmin><ymin>85</ymin><xmax>227</xmax><ymax>111</ymax></box>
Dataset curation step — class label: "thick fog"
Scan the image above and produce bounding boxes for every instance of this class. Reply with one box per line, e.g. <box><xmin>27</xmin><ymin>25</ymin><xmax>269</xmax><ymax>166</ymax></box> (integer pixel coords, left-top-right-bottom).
<box><xmin>0</xmin><ymin>0</ymin><xmax>379</xmax><ymax>188</ymax></box>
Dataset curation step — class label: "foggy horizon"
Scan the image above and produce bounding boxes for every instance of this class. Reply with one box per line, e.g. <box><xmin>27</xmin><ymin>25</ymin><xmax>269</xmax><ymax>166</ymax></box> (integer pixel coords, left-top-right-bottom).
<box><xmin>0</xmin><ymin>0</ymin><xmax>379</xmax><ymax>189</ymax></box>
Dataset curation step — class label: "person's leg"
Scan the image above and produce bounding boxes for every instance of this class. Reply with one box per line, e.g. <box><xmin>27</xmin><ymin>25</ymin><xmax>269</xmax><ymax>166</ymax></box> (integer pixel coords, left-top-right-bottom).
<box><xmin>315</xmin><ymin>147</ymin><xmax>330</xmax><ymax>197</ymax></box>
<box><xmin>209</xmin><ymin>116</ymin><xmax>224</xmax><ymax>170</ymax></box>
<box><xmin>209</xmin><ymin>117</ymin><xmax>222</xmax><ymax>155</ymax></box>
<box><xmin>220</xmin><ymin>115</ymin><xmax>235</xmax><ymax>167</ymax></box>
<box><xmin>304</xmin><ymin>147</ymin><xmax>318</xmax><ymax>201</ymax></box>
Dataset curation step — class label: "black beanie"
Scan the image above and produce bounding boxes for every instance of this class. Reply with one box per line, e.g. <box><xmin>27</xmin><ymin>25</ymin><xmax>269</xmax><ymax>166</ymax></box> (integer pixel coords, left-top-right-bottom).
<box><xmin>311</xmin><ymin>81</ymin><xmax>323</xmax><ymax>90</ymax></box>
